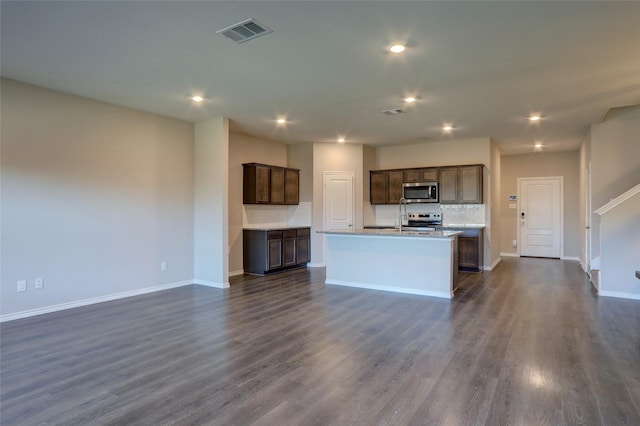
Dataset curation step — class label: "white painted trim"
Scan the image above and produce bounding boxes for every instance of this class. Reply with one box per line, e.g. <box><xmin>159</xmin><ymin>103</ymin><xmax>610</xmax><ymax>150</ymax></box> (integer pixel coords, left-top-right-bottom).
<box><xmin>229</xmin><ymin>269</ymin><xmax>244</xmax><ymax>277</ymax></box>
<box><xmin>500</xmin><ymin>252</ymin><xmax>519</xmax><ymax>257</ymax></box>
<box><xmin>326</xmin><ymin>279</ymin><xmax>453</xmax><ymax>299</ymax></box>
<box><xmin>484</xmin><ymin>257</ymin><xmax>502</xmax><ymax>271</ymax></box>
<box><xmin>0</xmin><ymin>280</ymin><xmax>194</xmax><ymax>323</ymax></box>
<box><xmin>594</xmin><ymin>183</ymin><xmax>640</xmax><ymax>216</ymax></box>
<box><xmin>599</xmin><ymin>290</ymin><xmax>640</xmax><ymax>301</ymax></box>
<box><xmin>307</xmin><ymin>263</ymin><xmax>326</xmax><ymax>268</ymax></box>
<box><xmin>194</xmin><ymin>279</ymin><xmax>230</xmax><ymax>289</ymax></box>
<box><xmin>517</xmin><ymin>176</ymin><xmax>564</xmax><ymax>258</ymax></box>
<box><xmin>561</xmin><ymin>256</ymin><xmax>580</xmax><ymax>262</ymax></box>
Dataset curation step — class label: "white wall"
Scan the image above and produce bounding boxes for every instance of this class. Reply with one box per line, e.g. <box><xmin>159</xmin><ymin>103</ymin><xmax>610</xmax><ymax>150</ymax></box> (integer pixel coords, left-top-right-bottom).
<box><xmin>500</xmin><ymin>151</ymin><xmax>580</xmax><ymax>258</ymax></box>
<box><xmin>1</xmin><ymin>79</ymin><xmax>194</xmax><ymax>318</ymax></box>
<box><xmin>589</xmin><ymin>105</ymin><xmax>640</xmax><ymax>260</ymax></box>
<box><xmin>599</xmin><ymin>192</ymin><xmax>640</xmax><ymax>299</ymax></box>
<box><xmin>228</xmin><ymin>132</ymin><xmax>288</xmax><ymax>274</ymax></box>
<box><xmin>194</xmin><ymin>117</ymin><xmax>229</xmax><ymax>288</ymax></box>
<box><xmin>312</xmin><ymin>143</ymin><xmax>364</xmax><ymax>266</ymax></box>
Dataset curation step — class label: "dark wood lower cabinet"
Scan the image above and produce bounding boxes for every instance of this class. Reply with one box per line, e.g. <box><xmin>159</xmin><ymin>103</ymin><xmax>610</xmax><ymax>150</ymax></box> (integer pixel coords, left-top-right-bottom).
<box><xmin>244</xmin><ymin>227</ymin><xmax>311</xmax><ymax>275</ymax></box>
<box><xmin>442</xmin><ymin>227</ymin><xmax>484</xmax><ymax>272</ymax></box>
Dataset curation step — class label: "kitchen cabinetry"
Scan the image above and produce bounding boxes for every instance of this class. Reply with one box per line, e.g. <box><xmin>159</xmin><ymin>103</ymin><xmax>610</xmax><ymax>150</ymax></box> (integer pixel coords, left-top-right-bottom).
<box><xmin>370</xmin><ymin>171</ymin><xmax>386</xmax><ymax>204</ymax></box>
<box><xmin>243</xmin><ymin>227</ymin><xmax>311</xmax><ymax>275</ymax></box>
<box><xmin>442</xmin><ymin>227</ymin><xmax>484</xmax><ymax>272</ymax></box>
<box><xmin>386</xmin><ymin>170</ymin><xmax>404</xmax><ymax>204</ymax></box>
<box><xmin>243</xmin><ymin>163</ymin><xmax>300</xmax><ymax>205</ymax></box>
<box><xmin>439</xmin><ymin>165</ymin><xmax>483</xmax><ymax>204</ymax></box>
<box><xmin>405</xmin><ymin>168</ymin><xmax>438</xmax><ymax>183</ymax></box>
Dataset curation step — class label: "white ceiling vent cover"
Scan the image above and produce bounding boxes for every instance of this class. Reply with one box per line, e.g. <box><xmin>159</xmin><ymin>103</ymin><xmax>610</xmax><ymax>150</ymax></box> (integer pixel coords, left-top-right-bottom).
<box><xmin>382</xmin><ymin>108</ymin><xmax>407</xmax><ymax>115</ymax></box>
<box><xmin>217</xmin><ymin>19</ymin><xmax>273</xmax><ymax>44</ymax></box>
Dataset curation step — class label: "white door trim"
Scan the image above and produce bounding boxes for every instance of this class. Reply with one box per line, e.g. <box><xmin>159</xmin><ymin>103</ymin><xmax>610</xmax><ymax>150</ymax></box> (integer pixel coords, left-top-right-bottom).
<box><xmin>517</xmin><ymin>176</ymin><xmax>564</xmax><ymax>258</ymax></box>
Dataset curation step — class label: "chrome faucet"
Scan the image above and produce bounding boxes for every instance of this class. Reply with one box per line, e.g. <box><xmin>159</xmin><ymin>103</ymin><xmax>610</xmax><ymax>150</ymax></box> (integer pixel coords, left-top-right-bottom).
<box><xmin>398</xmin><ymin>197</ymin><xmax>408</xmax><ymax>232</ymax></box>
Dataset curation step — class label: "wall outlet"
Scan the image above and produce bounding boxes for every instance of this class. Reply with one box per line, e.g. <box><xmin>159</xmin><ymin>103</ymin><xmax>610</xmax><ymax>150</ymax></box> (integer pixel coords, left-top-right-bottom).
<box><xmin>512</xmin><ymin>240</ymin><xmax>517</xmax><ymax>248</ymax></box>
<box><xmin>35</xmin><ymin>278</ymin><xmax>44</xmax><ymax>289</ymax></box>
<box><xmin>161</xmin><ymin>262</ymin><xmax>167</xmax><ymax>271</ymax></box>
<box><xmin>17</xmin><ymin>280</ymin><xmax>27</xmax><ymax>292</ymax></box>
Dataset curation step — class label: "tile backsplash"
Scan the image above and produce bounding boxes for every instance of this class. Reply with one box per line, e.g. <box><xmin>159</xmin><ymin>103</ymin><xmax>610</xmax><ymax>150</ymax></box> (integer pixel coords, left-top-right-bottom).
<box><xmin>372</xmin><ymin>204</ymin><xmax>485</xmax><ymax>226</ymax></box>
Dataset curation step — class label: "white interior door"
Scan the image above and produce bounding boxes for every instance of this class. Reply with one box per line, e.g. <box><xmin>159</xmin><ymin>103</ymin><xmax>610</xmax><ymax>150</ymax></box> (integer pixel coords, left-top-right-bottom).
<box><xmin>323</xmin><ymin>172</ymin><xmax>354</xmax><ymax>230</ymax></box>
<box><xmin>518</xmin><ymin>177</ymin><xmax>562</xmax><ymax>258</ymax></box>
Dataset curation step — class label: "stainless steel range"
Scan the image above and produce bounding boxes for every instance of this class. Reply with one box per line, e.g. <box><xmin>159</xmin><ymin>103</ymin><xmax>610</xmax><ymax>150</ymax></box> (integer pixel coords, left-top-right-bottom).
<box><xmin>406</xmin><ymin>212</ymin><xmax>442</xmax><ymax>231</ymax></box>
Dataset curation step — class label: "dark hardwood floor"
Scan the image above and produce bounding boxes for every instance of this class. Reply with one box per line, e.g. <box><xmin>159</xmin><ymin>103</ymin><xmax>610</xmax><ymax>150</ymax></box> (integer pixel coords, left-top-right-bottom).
<box><xmin>2</xmin><ymin>257</ymin><xmax>639</xmax><ymax>425</ymax></box>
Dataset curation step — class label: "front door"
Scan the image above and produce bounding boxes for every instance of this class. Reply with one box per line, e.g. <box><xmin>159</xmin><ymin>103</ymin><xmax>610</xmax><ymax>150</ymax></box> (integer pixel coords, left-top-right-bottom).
<box><xmin>323</xmin><ymin>172</ymin><xmax>354</xmax><ymax>231</ymax></box>
<box><xmin>518</xmin><ymin>177</ymin><xmax>562</xmax><ymax>258</ymax></box>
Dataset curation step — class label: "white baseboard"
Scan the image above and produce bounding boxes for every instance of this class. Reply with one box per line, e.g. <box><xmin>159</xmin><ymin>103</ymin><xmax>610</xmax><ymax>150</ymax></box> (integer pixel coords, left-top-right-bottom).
<box><xmin>484</xmin><ymin>257</ymin><xmax>501</xmax><ymax>271</ymax></box>
<box><xmin>229</xmin><ymin>269</ymin><xmax>244</xmax><ymax>277</ymax></box>
<box><xmin>0</xmin><ymin>280</ymin><xmax>194</xmax><ymax>323</ymax></box>
<box><xmin>561</xmin><ymin>256</ymin><xmax>580</xmax><ymax>262</ymax></box>
<box><xmin>500</xmin><ymin>252</ymin><xmax>519</xmax><ymax>257</ymax></box>
<box><xmin>598</xmin><ymin>290</ymin><xmax>640</xmax><ymax>301</ymax></box>
<box><xmin>194</xmin><ymin>279</ymin><xmax>230</xmax><ymax>289</ymax></box>
<box><xmin>307</xmin><ymin>263</ymin><xmax>325</xmax><ymax>268</ymax></box>
<box><xmin>325</xmin><ymin>278</ymin><xmax>453</xmax><ymax>299</ymax></box>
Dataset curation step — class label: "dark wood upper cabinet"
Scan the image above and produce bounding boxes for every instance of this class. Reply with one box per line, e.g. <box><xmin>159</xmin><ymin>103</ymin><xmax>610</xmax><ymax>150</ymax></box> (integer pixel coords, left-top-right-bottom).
<box><xmin>370</xmin><ymin>171</ymin><xmax>387</xmax><ymax>205</ymax></box>
<box><xmin>386</xmin><ymin>170</ymin><xmax>404</xmax><ymax>204</ymax></box>
<box><xmin>438</xmin><ymin>167</ymin><xmax>459</xmax><ymax>204</ymax></box>
<box><xmin>403</xmin><ymin>169</ymin><xmax>420</xmax><ymax>183</ymax></box>
<box><xmin>420</xmin><ymin>168</ymin><xmax>438</xmax><ymax>182</ymax></box>
<box><xmin>458</xmin><ymin>165</ymin><xmax>483</xmax><ymax>204</ymax></box>
<box><xmin>243</xmin><ymin>163</ymin><xmax>300</xmax><ymax>205</ymax></box>
<box><xmin>284</xmin><ymin>169</ymin><xmax>299</xmax><ymax>205</ymax></box>
<box><xmin>439</xmin><ymin>165</ymin><xmax>483</xmax><ymax>204</ymax></box>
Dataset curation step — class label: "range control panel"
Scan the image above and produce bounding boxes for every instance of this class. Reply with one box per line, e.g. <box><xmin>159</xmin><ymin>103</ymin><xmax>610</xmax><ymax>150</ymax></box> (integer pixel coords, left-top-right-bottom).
<box><xmin>407</xmin><ymin>212</ymin><xmax>442</xmax><ymax>222</ymax></box>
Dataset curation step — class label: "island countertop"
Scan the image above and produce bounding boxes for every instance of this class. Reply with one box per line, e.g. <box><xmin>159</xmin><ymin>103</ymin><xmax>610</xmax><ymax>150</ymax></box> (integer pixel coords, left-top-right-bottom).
<box><xmin>318</xmin><ymin>228</ymin><xmax>462</xmax><ymax>239</ymax></box>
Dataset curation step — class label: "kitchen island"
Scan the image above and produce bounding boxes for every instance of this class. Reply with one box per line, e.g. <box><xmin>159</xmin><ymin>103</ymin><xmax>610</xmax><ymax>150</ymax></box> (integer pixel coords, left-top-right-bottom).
<box><xmin>319</xmin><ymin>228</ymin><xmax>461</xmax><ymax>299</ymax></box>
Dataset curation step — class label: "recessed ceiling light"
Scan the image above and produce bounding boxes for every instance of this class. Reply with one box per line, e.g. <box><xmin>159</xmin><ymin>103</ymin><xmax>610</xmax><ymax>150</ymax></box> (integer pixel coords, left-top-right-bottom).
<box><xmin>337</xmin><ymin>137</ymin><xmax>346</xmax><ymax>143</ymax></box>
<box><xmin>442</xmin><ymin>125</ymin><xmax>454</xmax><ymax>132</ymax></box>
<box><xmin>276</xmin><ymin>118</ymin><xmax>287</xmax><ymax>125</ymax></box>
<box><xmin>528</xmin><ymin>114</ymin><xmax>542</xmax><ymax>122</ymax></box>
<box><xmin>191</xmin><ymin>96</ymin><xmax>204</xmax><ymax>103</ymax></box>
<box><xmin>389</xmin><ymin>44</ymin><xmax>406</xmax><ymax>53</ymax></box>
<box><xmin>534</xmin><ymin>142</ymin><xmax>544</xmax><ymax>150</ymax></box>
<box><xmin>403</xmin><ymin>97</ymin><xmax>417</xmax><ymax>103</ymax></box>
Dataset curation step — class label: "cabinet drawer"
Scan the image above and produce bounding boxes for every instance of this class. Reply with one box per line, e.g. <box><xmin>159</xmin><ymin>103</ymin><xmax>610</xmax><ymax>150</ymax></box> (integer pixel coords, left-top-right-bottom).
<box><xmin>297</xmin><ymin>228</ymin><xmax>310</xmax><ymax>237</ymax></box>
<box><xmin>268</xmin><ymin>231</ymin><xmax>283</xmax><ymax>240</ymax></box>
<box><xmin>283</xmin><ymin>229</ymin><xmax>297</xmax><ymax>238</ymax></box>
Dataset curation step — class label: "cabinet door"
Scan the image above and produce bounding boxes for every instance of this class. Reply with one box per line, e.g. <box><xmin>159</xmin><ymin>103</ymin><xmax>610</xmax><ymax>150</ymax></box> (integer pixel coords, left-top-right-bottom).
<box><xmin>420</xmin><ymin>168</ymin><xmax>438</xmax><ymax>182</ymax></box>
<box><xmin>370</xmin><ymin>171</ymin><xmax>386</xmax><ymax>204</ymax></box>
<box><xmin>243</xmin><ymin>164</ymin><xmax>271</xmax><ymax>204</ymax></box>
<box><xmin>270</xmin><ymin>168</ymin><xmax>285</xmax><ymax>205</ymax></box>
<box><xmin>386</xmin><ymin>171</ymin><xmax>404</xmax><ymax>204</ymax></box>
<box><xmin>404</xmin><ymin>169</ymin><xmax>420</xmax><ymax>183</ymax></box>
<box><xmin>458</xmin><ymin>237</ymin><xmax>479</xmax><ymax>269</ymax></box>
<box><xmin>439</xmin><ymin>167</ymin><xmax>459</xmax><ymax>203</ymax></box>
<box><xmin>296</xmin><ymin>235</ymin><xmax>310</xmax><ymax>264</ymax></box>
<box><xmin>458</xmin><ymin>165</ymin><xmax>483</xmax><ymax>204</ymax></box>
<box><xmin>268</xmin><ymin>239</ymin><xmax>282</xmax><ymax>270</ymax></box>
<box><xmin>283</xmin><ymin>237</ymin><xmax>297</xmax><ymax>266</ymax></box>
<box><xmin>284</xmin><ymin>169</ymin><xmax>299</xmax><ymax>205</ymax></box>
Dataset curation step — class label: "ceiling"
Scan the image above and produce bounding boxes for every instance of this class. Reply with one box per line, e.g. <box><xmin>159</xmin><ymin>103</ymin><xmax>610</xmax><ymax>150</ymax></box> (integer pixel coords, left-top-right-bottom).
<box><xmin>2</xmin><ymin>1</ymin><xmax>639</xmax><ymax>155</ymax></box>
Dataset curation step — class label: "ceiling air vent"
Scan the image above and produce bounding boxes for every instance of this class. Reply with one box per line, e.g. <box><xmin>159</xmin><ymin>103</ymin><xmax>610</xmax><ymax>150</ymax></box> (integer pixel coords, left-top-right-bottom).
<box><xmin>382</xmin><ymin>108</ymin><xmax>406</xmax><ymax>115</ymax></box>
<box><xmin>217</xmin><ymin>19</ymin><xmax>273</xmax><ymax>44</ymax></box>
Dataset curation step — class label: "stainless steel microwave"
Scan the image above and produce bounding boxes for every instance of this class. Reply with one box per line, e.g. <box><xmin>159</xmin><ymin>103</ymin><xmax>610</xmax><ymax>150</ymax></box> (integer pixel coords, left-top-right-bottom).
<box><xmin>402</xmin><ymin>182</ymin><xmax>439</xmax><ymax>203</ymax></box>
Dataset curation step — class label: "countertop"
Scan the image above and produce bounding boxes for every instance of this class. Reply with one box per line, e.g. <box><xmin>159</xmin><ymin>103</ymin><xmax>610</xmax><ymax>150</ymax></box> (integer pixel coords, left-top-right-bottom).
<box><xmin>364</xmin><ymin>224</ymin><xmax>486</xmax><ymax>229</ymax></box>
<box><xmin>244</xmin><ymin>225</ymin><xmax>311</xmax><ymax>231</ymax></box>
<box><xmin>319</xmin><ymin>228</ymin><xmax>462</xmax><ymax>239</ymax></box>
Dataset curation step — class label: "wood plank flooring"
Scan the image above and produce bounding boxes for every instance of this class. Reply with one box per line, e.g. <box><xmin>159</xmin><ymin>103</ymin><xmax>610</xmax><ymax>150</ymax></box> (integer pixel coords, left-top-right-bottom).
<box><xmin>1</xmin><ymin>257</ymin><xmax>639</xmax><ymax>425</ymax></box>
